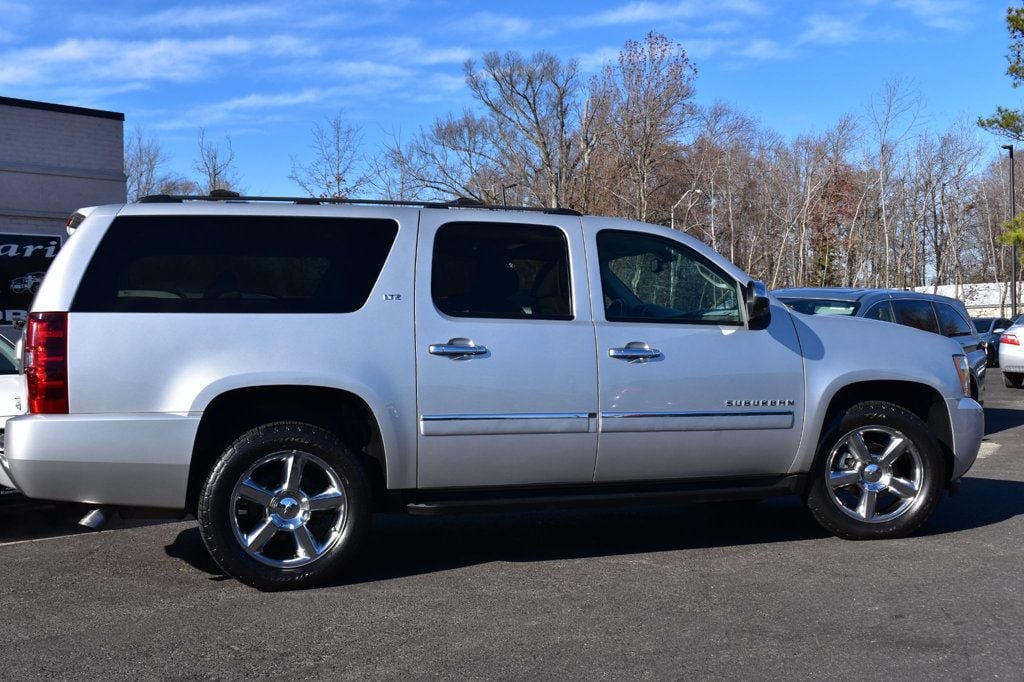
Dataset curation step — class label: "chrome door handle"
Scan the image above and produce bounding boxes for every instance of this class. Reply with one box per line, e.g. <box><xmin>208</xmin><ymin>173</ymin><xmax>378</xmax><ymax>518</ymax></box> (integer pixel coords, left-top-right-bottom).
<box><xmin>608</xmin><ymin>342</ymin><xmax>662</xmax><ymax>362</ymax></box>
<box><xmin>429</xmin><ymin>338</ymin><xmax>488</xmax><ymax>359</ymax></box>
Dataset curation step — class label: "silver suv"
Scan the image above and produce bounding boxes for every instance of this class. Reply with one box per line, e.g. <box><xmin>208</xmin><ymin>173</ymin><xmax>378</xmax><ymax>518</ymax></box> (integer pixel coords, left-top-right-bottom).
<box><xmin>0</xmin><ymin>195</ymin><xmax>984</xmax><ymax>590</ymax></box>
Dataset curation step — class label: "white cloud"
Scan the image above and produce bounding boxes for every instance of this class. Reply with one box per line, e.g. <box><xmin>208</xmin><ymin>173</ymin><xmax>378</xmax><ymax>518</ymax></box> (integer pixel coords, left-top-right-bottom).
<box><xmin>426</xmin><ymin>73</ymin><xmax>467</xmax><ymax>94</ymax></box>
<box><xmin>153</xmin><ymin>88</ymin><xmax>328</xmax><ymax>130</ymax></box>
<box><xmin>739</xmin><ymin>38</ymin><xmax>795</xmax><ymax>61</ymax></box>
<box><xmin>584</xmin><ymin>0</ymin><xmax>765</xmax><ymax>26</ymax></box>
<box><xmin>377</xmin><ymin>37</ymin><xmax>472</xmax><ymax>66</ymax></box>
<box><xmin>193</xmin><ymin>89</ymin><xmax>326</xmax><ymax>125</ymax></box>
<box><xmin>128</xmin><ymin>4</ymin><xmax>284</xmax><ymax>30</ymax></box>
<box><xmin>895</xmin><ymin>0</ymin><xmax>972</xmax><ymax>30</ymax></box>
<box><xmin>698</xmin><ymin>20</ymin><xmax>745</xmax><ymax>34</ymax></box>
<box><xmin>576</xmin><ymin>46</ymin><xmax>620</xmax><ymax>72</ymax></box>
<box><xmin>586</xmin><ymin>1</ymin><xmax>697</xmax><ymax>26</ymax></box>
<box><xmin>799</xmin><ymin>14</ymin><xmax>862</xmax><ymax>45</ymax></box>
<box><xmin>322</xmin><ymin>60</ymin><xmax>412</xmax><ymax>80</ymax></box>
<box><xmin>679</xmin><ymin>38</ymin><xmax>734</xmax><ymax>60</ymax></box>
<box><xmin>0</xmin><ymin>35</ymin><xmax>314</xmax><ymax>86</ymax></box>
<box><xmin>455</xmin><ymin>12</ymin><xmax>533</xmax><ymax>39</ymax></box>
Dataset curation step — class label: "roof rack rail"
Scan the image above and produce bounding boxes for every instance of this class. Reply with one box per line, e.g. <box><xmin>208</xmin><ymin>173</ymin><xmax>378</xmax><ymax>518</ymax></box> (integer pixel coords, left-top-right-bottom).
<box><xmin>136</xmin><ymin>193</ymin><xmax>583</xmax><ymax>217</ymax></box>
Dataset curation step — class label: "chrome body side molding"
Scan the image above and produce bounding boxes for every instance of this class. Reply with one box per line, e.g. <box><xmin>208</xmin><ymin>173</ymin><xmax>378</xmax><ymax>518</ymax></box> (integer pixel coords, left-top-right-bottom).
<box><xmin>420</xmin><ymin>412</ymin><xmax>594</xmax><ymax>436</ymax></box>
<box><xmin>600</xmin><ymin>410</ymin><xmax>794</xmax><ymax>433</ymax></box>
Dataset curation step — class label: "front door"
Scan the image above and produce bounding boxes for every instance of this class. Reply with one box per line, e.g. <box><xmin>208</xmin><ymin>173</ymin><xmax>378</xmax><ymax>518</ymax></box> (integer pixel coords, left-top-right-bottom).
<box><xmin>587</xmin><ymin>224</ymin><xmax>806</xmax><ymax>481</ymax></box>
<box><xmin>415</xmin><ymin>213</ymin><xmax>598</xmax><ymax>488</ymax></box>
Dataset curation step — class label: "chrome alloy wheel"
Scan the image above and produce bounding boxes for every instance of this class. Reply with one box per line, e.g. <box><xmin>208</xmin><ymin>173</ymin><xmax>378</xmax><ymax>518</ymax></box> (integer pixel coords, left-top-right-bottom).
<box><xmin>230</xmin><ymin>450</ymin><xmax>348</xmax><ymax>568</ymax></box>
<box><xmin>824</xmin><ymin>425</ymin><xmax>925</xmax><ymax>524</ymax></box>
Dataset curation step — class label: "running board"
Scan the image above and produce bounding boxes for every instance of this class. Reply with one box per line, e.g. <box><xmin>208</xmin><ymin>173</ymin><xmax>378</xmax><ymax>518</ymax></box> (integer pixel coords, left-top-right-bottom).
<box><xmin>405</xmin><ymin>475</ymin><xmax>806</xmax><ymax>516</ymax></box>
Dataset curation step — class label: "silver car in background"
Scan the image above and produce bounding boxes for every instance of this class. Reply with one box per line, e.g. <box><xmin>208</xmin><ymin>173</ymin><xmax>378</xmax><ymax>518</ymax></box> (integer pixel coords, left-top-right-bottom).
<box><xmin>775</xmin><ymin>287</ymin><xmax>987</xmax><ymax>404</ymax></box>
<box><xmin>973</xmin><ymin>316</ymin><xmax>1014</xmax><ymax>367</ymax></box>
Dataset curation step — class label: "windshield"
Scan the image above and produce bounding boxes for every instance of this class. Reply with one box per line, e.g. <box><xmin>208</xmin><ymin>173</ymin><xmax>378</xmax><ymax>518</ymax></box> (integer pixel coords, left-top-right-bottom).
<box><xmin>779</xmin><ymin>298</ymin><xmax>859</xmax><ymax>316</ymax></box>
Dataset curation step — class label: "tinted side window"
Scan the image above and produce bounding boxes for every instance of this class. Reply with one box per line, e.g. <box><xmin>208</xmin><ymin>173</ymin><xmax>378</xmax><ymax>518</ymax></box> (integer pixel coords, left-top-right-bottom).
<box><xmin>935</xmin><ymin>303</ymin><xmax>973</xmax><ymax>337</ymax></box>
<box><xmin>597</xmin><ymin>230</ymin><xmax>741</xmax><ymax>325</ymax></box>
<box><xmin>432</xmin><ymin>222</ymin><xmax>572</xmax><ymax>320</ymax></box>
<box><xmin>892</xmin><ymin>299</ymin><xmax>940</xmax><ymax>334</ymax></box>
<box><xmin>72</xmin><ymin>216</ymin><xmax>398</xmax><ymax>313</ymax></box>
<box><xmin>863</xmin><ymin>301</ymin><xmax>894</xmax><ymax>322</ymax></box>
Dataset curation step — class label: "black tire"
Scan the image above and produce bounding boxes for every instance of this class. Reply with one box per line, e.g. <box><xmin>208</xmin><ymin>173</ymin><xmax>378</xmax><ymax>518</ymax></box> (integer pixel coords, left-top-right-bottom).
<box><xmin>197</xmin><ymin>421</ymin><xmax>371</xmax><ymax>591</ymax></box>
<box><xmin>805</xmin><ymin>401</ymin><xmax>946</xmax><ymax>540</ymax></box>
<box><xmin>1004</xmin><ymin>372</ymin><xmax>1023</xmax><ymax>388</ymax></box>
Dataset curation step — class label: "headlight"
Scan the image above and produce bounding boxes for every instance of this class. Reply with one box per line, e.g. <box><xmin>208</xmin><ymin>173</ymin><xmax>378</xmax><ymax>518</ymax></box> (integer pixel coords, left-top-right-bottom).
<box><xmin>952</xmin><ymin>354</ymin><xmax>971</xmax><ymax>398</ymax></box>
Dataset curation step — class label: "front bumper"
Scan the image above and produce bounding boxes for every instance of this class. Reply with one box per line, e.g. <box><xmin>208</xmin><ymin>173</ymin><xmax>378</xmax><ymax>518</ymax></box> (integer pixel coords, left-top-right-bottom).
<box><xmin>4</xmin><ymin>412</ymin><xmax>200</xmax><ymax>509</ymax></box>
<box><xmin>947</xmin><ymin>397</ymin><xmax>984</xmax><ymax>480</ymax></box>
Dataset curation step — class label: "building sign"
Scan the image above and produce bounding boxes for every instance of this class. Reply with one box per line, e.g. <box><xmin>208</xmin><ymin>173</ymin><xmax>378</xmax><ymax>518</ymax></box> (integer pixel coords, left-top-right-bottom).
<box><xmin>0</xmin><ymin>233</ymin><xmax>62</xmax><ymax>323</ymax></box>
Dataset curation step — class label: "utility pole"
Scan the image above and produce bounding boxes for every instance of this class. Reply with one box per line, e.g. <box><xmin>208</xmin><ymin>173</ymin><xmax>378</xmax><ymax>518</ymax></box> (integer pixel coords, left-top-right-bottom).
<box><xmin>670</xmin><ymin>188</ymin><xmax>701</xmax><ymax>229</ymax></box>
<box><xmin>1004</xmin><ymin>145</ymin><xmax>1017</xmax><ymax>317</ymax></box>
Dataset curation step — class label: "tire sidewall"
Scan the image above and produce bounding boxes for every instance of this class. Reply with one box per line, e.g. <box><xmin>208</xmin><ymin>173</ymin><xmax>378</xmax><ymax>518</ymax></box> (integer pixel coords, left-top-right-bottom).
<box><xmin>198</xmin><ymin>422</ymin><xmax>371</xmax><ymax>590</ymax></box>
<box><xmin>806</xmin><ymin>402</ymin><xmax>946</xmax><ymax>540</ymax></box>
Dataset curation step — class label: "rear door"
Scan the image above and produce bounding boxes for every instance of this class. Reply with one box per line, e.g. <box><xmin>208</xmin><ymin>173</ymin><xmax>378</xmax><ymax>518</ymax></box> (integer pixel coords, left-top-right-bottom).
<box><xmin>414</xmin><ymin>212</ymin><xmax>599</xmax><ymax>488</ymax></box>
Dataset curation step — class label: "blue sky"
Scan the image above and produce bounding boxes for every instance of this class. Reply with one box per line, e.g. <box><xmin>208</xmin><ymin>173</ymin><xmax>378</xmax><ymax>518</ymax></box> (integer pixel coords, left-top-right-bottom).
<box><xmin>0</xmin><ymin>0</ymin><xmax>1013</xmax><ymax>195</ymax></box>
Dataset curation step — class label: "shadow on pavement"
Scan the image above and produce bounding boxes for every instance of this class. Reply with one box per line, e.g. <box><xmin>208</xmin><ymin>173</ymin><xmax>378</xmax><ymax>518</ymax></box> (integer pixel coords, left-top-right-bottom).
<box><xmin>984</xmin><ymin>407</ymin><xmax>1024</xmax><ymax>435</ymax></box>
<box><xmin>163</xmin><ymin>476</ymin><xmax>1024</xmax><ymax>586</ymax></box>
<box><xmin>919</xmin><ymin>476</ymin><xmax>1024</xmax><ymax>536</ymax></box>
<box><xmin>0</xmin><ymin>501</ymin><xmax>94</xmax><ymax>544</ymax></box>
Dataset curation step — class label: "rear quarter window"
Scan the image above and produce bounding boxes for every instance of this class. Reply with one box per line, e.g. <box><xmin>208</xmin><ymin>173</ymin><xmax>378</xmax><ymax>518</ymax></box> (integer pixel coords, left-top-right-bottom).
<box><xmin>891</xmin><ymin>299</ymin><xmax>940</xmax><ymax>334</ymax></box>
<box><xmin>71</xmin><ymin>216</ymin><xmax>398</xmax><ymax>313</ymax></box>
<box><xmin>935</xmin><ymin>303</ymin><xmax>974</xmax><ymax>337</ymax></box>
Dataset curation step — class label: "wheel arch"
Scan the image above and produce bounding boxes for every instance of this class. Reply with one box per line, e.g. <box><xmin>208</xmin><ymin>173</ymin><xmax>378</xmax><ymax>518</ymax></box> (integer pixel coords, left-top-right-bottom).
<box><xmin>185</xmin><ymin>385</ymin><xmax>389</xmax><ymax>515</ymax></box>
<box><xmin>815</xmin><ymin>380</ymin><xmax>955</xmax><ymax>482</ymax></box>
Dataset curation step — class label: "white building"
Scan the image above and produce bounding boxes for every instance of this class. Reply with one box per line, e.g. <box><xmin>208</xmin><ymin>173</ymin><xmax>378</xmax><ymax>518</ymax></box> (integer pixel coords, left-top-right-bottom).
<box><xmin>915</xmin><ymin>282</ymin><xmax>1022</xmax><ymax>318</ymax></box>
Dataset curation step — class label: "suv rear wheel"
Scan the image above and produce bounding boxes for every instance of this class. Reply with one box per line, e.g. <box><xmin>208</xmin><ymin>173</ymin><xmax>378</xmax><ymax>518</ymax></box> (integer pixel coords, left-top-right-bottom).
<box><xmin>197</xmin><ymin>421</ymin><xmax>371</xmax><ymax>590</ymax></box>
<box><xmin>805</xmin><ymin>401</ymin><xmax>945</xmax><ymax>540</ymax></box>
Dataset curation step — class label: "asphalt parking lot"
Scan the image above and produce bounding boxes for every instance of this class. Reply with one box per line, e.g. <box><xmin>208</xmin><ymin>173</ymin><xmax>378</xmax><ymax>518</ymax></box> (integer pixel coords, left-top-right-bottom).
<box><xmin>1</xmin><ymin>381</ymin><xmax>1022</xmax><ymax>679</ymax></box>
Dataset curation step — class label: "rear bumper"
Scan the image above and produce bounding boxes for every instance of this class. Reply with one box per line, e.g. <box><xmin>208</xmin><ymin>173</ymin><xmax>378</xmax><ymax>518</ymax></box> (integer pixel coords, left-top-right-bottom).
<box><xmin>947</xmin><ymin>397</ymin><xmax>984</xmax><ymax>480</ymax></box>
<box><xmin>4</xmin><ymin>413</ymin><xmax>200</xmax><ymax>509</ymax></box>
<box><xmin>0</xmin><ymin>433</ymin><xmax>15</xmax><ymax>490</ymax></box>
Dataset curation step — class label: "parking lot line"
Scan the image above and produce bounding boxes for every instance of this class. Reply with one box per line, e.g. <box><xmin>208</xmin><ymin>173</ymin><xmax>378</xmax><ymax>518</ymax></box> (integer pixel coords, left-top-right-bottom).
<box><xmin>977</xmin><ymin>442</ymin><xmax>1001</xmax><ymax>459</ymax></box>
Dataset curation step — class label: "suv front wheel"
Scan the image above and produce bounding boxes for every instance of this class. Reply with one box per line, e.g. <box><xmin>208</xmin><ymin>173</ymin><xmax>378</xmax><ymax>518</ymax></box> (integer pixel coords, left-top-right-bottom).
<box><xmin>805</xmin><ymin>401</ymin><xmax>945</xmax><ymax>540</ymax></box>
<box><xmin>197</xmin><ymin>421</ymin><xmax>371</xmax><ymax>590</ymax></box>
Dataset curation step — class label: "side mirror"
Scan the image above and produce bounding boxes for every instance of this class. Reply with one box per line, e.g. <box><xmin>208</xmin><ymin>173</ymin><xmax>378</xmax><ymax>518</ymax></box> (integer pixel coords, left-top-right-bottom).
<box><xmin>744</xmin><ymin>279</ymin><xmax>771</xmax><ymax>330</ymax></box>
<box><xmin>994</xmin><ymin>328</ymin><xmax>1006</xmax><ymax>335</ymax></box>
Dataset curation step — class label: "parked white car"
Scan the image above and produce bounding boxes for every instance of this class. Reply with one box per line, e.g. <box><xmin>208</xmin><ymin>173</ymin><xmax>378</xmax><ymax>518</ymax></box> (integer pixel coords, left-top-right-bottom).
<box><xmin>998</xmin><ymin>324</ymin><xmax>1024</xmax><ymax>387</ymax></box>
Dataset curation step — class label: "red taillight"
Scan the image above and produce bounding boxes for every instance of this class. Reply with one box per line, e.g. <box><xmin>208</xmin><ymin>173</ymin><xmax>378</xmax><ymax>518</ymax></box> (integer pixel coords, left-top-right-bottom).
<box><xmin>1001</xmin><ymin>333</ymin><xmax>1020</xmax><ymax>346</ymax></box>
<box><xmin>25</xmin><ymin>312</ymin><xmax>68</xmax><ymax>414</ymax></box>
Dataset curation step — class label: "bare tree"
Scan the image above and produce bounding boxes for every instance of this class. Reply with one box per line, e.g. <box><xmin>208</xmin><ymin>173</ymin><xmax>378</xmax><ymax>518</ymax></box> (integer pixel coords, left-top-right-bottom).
<box><xmin>194</xmin><ymin>128</ymin><xmax>240</xmax><ymax>193</ymax></box>
<box><xmin>368</xmin><ymin>130</ymin><xmax>424</xmax><ymax>201</ymax></box>
<box><xmin>868</xmin><ymin>78</ymin><xmax>923</xmax><ymax>286</ymax></box>
<box><xmin>386</xmin><ymin>111</ymin><xmax>502</xmax><ymax>201</ymax></box>
<box><xmin>124</xmin><ymin>126</ymin><xmax>168</xmax><ymax>201</ymax></box>
<box><xmin>602</xmin><ymin>32</ymin><xmax>697</xmax><ymax>222</ymax></box>
<box><xmin>465</xmin><ymin>50</ymin><xmax>586</xmax><ymax>208</ymax></box>
<box><xmin>289</xmin><ymin>112</ymin><xmax>369</xmax><ymax>199</ymax></box>
<box><xmin>124</xmin><ymin>127</ymin><xmax>201</xmax><ymax>200</ymax></box>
